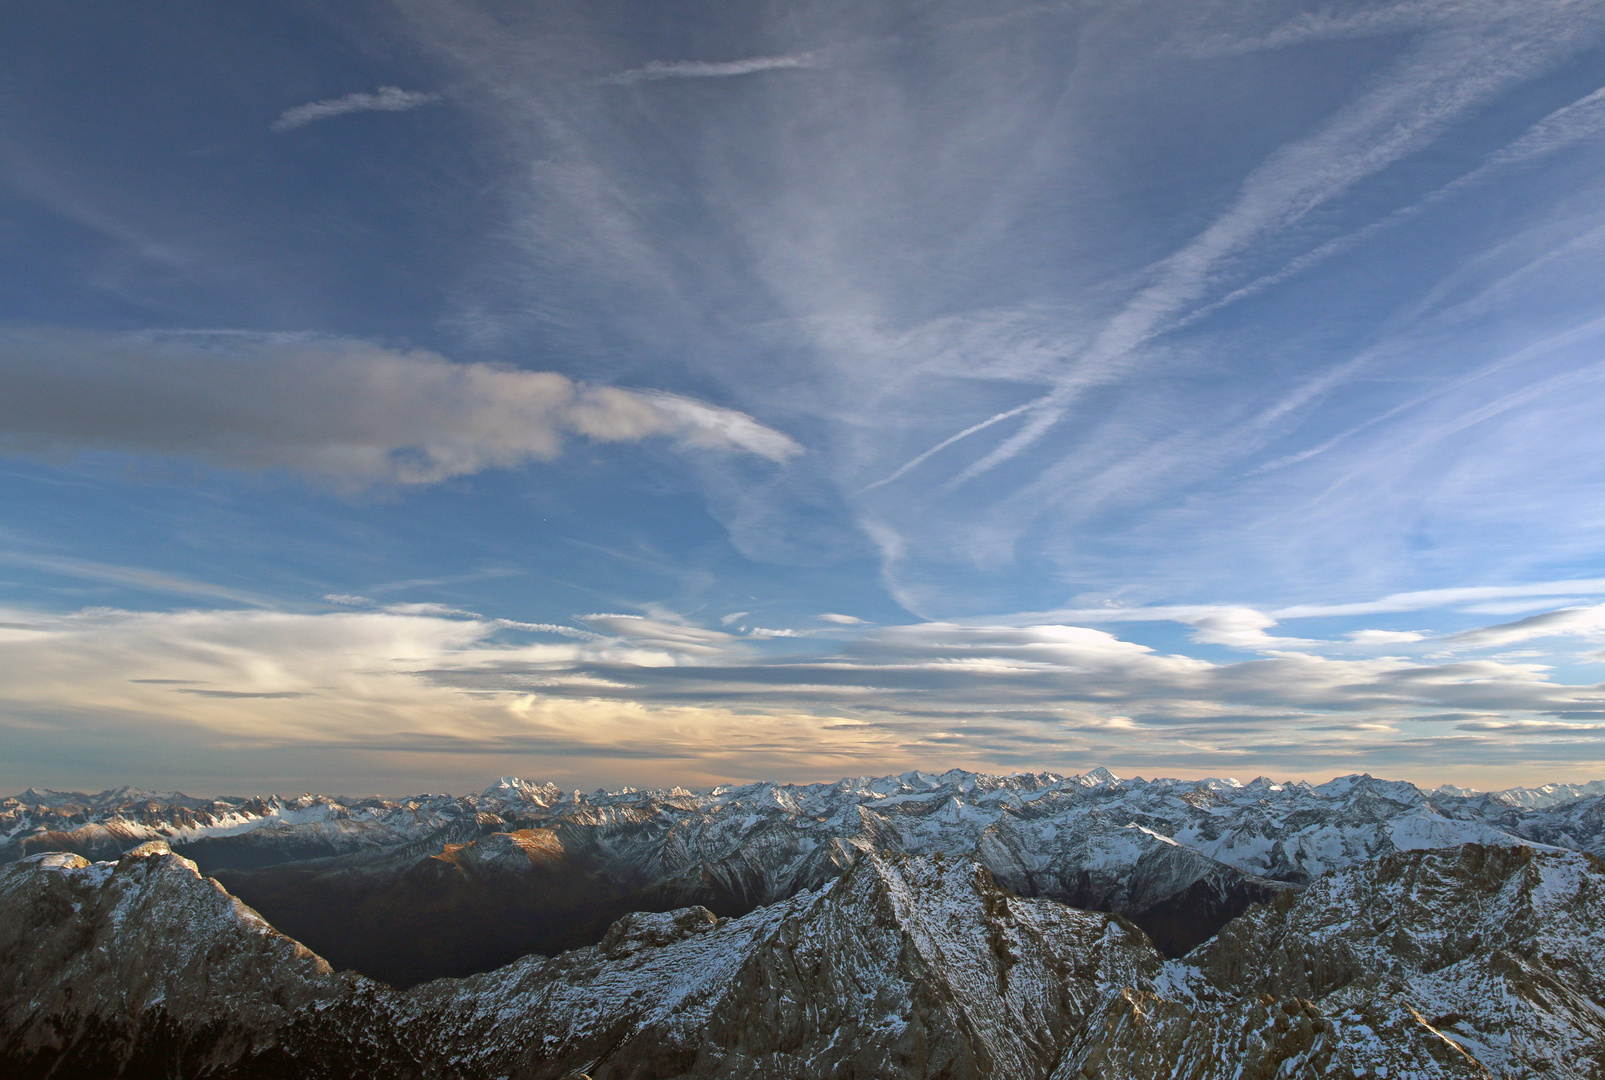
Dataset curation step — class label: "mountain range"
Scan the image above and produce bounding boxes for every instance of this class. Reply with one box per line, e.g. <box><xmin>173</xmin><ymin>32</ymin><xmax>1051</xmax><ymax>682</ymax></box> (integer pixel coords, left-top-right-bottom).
<box><xmin>3</xmin><ymin>768</ymin><xmax>1603</xmax><ymax>1077</ymax></box>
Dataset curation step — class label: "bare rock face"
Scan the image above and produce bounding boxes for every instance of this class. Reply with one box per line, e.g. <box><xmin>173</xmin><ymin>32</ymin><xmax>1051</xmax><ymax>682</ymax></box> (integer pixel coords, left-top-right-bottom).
<box><xmin>1060</xmin><ymin>990</ymin><xmax>1357</xmax><ymax>1079</ymax></box>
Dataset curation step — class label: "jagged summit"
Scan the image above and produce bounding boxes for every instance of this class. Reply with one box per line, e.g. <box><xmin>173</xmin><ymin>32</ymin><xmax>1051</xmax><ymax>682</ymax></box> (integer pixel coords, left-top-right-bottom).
<box><xmin>480</xmin><ymin>776</ymin><xmax>563</xmax><ymax>804</ymax></box>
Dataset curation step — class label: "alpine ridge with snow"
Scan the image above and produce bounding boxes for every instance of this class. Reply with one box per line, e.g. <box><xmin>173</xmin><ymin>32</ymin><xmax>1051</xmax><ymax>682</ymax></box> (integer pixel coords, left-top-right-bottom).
<box><xmin>2</xmin><ymin>768</ymin><xmax>1604</xmax><ymax>1077</ymax></box>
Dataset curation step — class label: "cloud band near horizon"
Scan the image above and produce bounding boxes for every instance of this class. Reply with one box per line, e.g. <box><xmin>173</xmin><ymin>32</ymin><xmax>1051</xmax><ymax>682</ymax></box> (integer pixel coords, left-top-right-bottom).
<box><xmin>4</xmin><ymin>594</ymin><xmax>1604</xmax><ymax>794</ymax></box>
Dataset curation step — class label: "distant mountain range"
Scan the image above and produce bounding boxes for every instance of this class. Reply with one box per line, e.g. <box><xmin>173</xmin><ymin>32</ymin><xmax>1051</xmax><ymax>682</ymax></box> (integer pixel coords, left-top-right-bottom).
<box><xmin>3</xmin><ymin>769</ymin><xmax>1603</xmax><ymax>1077</ymax></box>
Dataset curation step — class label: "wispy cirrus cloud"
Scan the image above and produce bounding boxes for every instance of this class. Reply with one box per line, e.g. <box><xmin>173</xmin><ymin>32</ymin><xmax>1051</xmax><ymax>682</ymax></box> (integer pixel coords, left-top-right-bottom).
<box><xmin>914</xmin><ymin>4</ymin><xmax>1605</xmax><ymax>491</ymax></box>
<box><xmin>0</xmin><ymin>552</ymin><xmax>270</xmax><ymax>606</ymax></box>
<box><xmin>271</xmin><ymin>86</ymin><xmax>441</xmax><ymax>131</ymax></box>
<box><xmin>1174</xmin><ymin>83</ymin><xmax>1605</xmax><ymax>346</ymax></box>
<box><xmin>1011</xmin><ymin>580</ymin><xmax>1605</xmax><ymax>629</ymax></box>
<box><xmin>576</xmin><ymin>613</ymin><xmax>738</xmax><ymax>655</ymax></box>
<box><xmin>1275</xmin><ymin>581</ymin><xmax>1605</xmax><ymax>619</ymax></box>
<box><xmin>600</xmin><ymin>53</ymin><xmax>819</xmax><ymax>86</ymax></box>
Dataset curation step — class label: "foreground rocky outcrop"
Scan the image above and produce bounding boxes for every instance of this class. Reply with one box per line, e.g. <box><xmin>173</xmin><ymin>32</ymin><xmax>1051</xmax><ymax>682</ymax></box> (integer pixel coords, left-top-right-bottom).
<box><xmin>0</xmin><ymin>844</ymin><xmax>352</xmax><ymax>1078</ymax></box>
<box><xmin>2</xmin><ymin>839</ymin><xmax>1601</xmax><ymax>1078</ymax></box>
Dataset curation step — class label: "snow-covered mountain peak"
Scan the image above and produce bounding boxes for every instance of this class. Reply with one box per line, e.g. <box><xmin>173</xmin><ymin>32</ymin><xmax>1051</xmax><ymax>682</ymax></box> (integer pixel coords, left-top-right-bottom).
<box><xmin>481</xmin><ymin>776</ymin><xmax>562</xmax><ymax>805</ymax></box>
<box><xmin>1491</xmin><ymin>778</ymin><xmax>1605</xmax><ymax>807</ymax></box>
<box><xmin>1312</xmin><ymin>772</ymin><xmax>1426</xmax><ymax>802</ymax></box>
<box><xmin>15</xmin><ymin>787</ymin><xmax>94</xmax><ymax>808</ymax></box>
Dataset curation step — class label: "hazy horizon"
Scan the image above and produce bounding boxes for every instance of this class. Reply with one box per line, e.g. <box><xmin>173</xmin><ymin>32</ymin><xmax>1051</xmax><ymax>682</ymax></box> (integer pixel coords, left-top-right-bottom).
<box><xmin>7</xmin><ymin>763</ymin><xmax>1601</xmax><ymax>805</ymax></box>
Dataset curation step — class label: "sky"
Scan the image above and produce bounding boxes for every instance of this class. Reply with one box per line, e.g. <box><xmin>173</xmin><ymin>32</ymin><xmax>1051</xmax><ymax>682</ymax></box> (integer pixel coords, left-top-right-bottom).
<box><xmin>5</xmin><ymin>0</ymin><xmax>1605</xmax><ymax>795</ymax></box>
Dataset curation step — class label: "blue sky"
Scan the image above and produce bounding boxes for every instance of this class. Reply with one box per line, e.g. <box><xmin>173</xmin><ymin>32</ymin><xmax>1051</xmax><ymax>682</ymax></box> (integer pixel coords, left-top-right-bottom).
<box><xmin>5</xmin><ymin>0</ymin><xmax>1605</xmax><ymax>794</ymax></box>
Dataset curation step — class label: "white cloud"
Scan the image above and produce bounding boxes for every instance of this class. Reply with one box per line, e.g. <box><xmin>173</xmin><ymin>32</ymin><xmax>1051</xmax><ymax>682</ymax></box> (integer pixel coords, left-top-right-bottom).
<box><xmin>495</xmin><ymin>620</ymin><xmax>602</xmax><ymax>641</ymax></box>
<box><xmin>601</xmin><ymin>53</ymin><xmax>818</xmax><ymax>86</ymax></box>
<box><xmin>1448</xmin><ymin>605</ymin><xmax>1605</xmax><ymax>649</ymax></box>
<box><xmin>1274</xmin><ymin>581</ymin><xmax>1605</xmax><ymax>619</ymax></box>
<box><xmin>1008</xmin><ymin>582</ymin><xmax>1605</xmax><ymax>630</ymax></box>
<box><xmin>1181</xmin><ymin>607</ymin><xmax>1314</xmax><ymax>651</ymax></box>
<box><xmin>271</xmin><ymin>86</ymin><xmax>440</xmax><ymax>132</ymax></box>
<box><xmin>972</xmin><ymin>588</ymin><xmax>1605</xmax><ymax>662</ymax></box>
<box><xmin>545</xmin><ymin>619</ymin><xmax>1605</xmax><ymax>773</ymax></box>
<box><xmin>1188</xmin><ymin>0</ymin><xmax>1513</xmax><ymax>58</ymax></box>
<box><xmin>857</xmin><ymin>622</ymin><xmax>1206</xmax><ymax>677</ymax></box>
<box><xmin>818</xmin><ymin>612</ymin><xmax>868</xmax><ymax>625</ymax></box>
<box><xmin>382</xmin><ymin>602</ymin><xmax>482</xmax><ymax>618</ymax></box>
<box><xmin>1347</xmin><ymin>629</ymin><xmax>1426</xmax><ymax>645</ymax></box>
<box><xmin>0</xmin><ymin>329</ymin><xmax>800</xmax><ymax>486</ymax></box>
<box><xmin>322</xmin><ymin>594</ymin><xmax>372</xmax><ymax>606</ymax></box>
<box><xmin>632</xmin><ymin>391</ymin><xmax>805</xmax><ymax>462</ymax></box>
